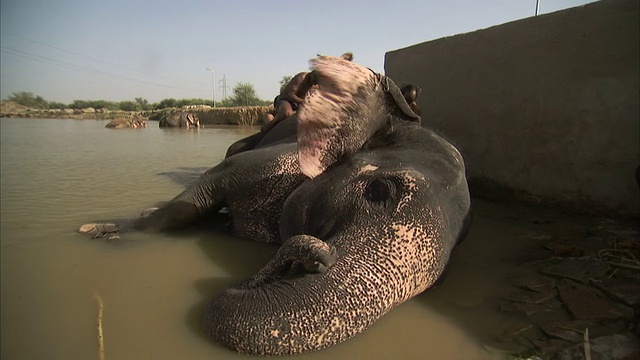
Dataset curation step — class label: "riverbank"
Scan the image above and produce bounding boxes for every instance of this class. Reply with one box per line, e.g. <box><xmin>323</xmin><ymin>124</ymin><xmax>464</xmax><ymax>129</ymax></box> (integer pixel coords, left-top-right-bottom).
<box><xmin>0</xmin><ymin>100</ymin><xmax>139</xmax><ymax>120</ymax></box>
<box><xmin>446</xmin><ymin>199</ymin><xmax>640</xmax><ymax>359</ymax></box>
<box><xmin>0</xmin><ymin>101</ymin><xmax>272</xmax><ymax>125</ymax></box>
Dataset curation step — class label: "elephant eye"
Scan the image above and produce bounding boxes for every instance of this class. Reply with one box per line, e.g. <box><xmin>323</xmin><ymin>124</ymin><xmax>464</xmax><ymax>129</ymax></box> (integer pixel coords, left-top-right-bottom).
<box><xmin>364</xmin><ymin>178</ymin><xmax>399</xmax><ymax>209</ymax></box>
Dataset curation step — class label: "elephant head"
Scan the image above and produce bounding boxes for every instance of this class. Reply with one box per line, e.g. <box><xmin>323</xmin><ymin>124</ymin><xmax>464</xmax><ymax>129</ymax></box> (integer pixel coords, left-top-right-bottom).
<box><xmin>181</xmin><ymin>113</ymin><xmax>200</xmax><ymax>128</ymax></box>
<box><xmin>202</xmin><ymin>56</ymin><xmax>470</xmax><ymax>355</ymax></box>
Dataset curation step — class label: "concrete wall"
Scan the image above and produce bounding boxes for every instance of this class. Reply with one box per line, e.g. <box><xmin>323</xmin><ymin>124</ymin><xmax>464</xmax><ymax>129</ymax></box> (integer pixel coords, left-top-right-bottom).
<box><xmin>385</xmin><ymin>0</ymin><xmax>639</xmax><ymax>216</ymax></box>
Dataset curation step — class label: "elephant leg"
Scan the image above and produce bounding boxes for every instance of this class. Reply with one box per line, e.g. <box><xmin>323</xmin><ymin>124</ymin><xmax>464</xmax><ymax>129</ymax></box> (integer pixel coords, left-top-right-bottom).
<box><xmin>134</xmin><ymin>160</ymin><xmax>240</xmax><ymax>232</ymax></box>
<box><xmin>245</xmin><ymin>235</ymin><xmax>337</xmax><ymax>289</ymax></box>
<box><xmin>135</xmin><ymin>144</ymin><xmax>300</xmax><ymax>234</ymax></box>
<box><xmin>80</xmin><ymin>144</ymin><xmax>301</xmax><ymax>238</ymax></box>
<box><xmin>225</xmin><ymin>132</ymin><xmax>264</xmax><ymax>158</ymax></box>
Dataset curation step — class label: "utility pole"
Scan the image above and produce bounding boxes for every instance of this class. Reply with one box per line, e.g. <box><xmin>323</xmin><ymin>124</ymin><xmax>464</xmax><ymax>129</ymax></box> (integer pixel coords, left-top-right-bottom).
<box><xmin>535</xmin><ymin>0</ymin><xmax>541</xmax><ymax>15</ymax></box>
<box><xmin>205</xmin><ymin>67</ymin><xmax>216</xmax><ymax>107</ymax></box>
<box><xmin>218</xmin><ymin>74</ymin><xmax>231</xmax><ymax>99</ymax></box>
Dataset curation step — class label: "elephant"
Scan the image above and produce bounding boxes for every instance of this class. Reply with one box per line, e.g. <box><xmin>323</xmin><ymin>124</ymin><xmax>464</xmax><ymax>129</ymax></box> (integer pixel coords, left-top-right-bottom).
<box><xmin>105</xmin><ymin>116</ymin><xmax>147</xmax><ymax>129</ymax></box>
<box><xmin>81</xmin><ymin>55</ymin><xmax>471</xmax><ymax>355</ymax></box>
<box><xmin>158</xmin><ymin>110</ymin><xmax>201</xmax><ymax>128</ymax></box>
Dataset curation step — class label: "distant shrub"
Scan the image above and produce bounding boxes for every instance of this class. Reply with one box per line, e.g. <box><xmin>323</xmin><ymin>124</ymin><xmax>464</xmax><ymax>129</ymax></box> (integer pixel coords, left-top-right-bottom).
<box><xmin>7</xmin><ymin>91</ymin><xmax>48</xmax><ymax>109</ymax></box>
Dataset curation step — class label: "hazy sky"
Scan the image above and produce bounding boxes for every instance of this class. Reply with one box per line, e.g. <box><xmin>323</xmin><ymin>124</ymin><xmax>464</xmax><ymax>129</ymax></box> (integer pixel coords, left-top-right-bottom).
<box><xmin>0</xmin><ymin>0</ymin><xmax>597</xmax><ymax>104</ymax></box>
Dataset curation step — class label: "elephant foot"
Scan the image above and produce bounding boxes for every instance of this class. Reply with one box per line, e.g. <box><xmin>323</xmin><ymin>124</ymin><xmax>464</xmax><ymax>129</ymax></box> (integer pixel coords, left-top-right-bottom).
<box><xmin>78</xmin><ymin>207</ymin><xmax>158</xmax><ymax>239</ymax></box>
<box><xmin>78</xmin><ymin>223</ymin><xmax>120</xmax><ymax>239</ymax></box>
<box><xmin>245</xmin><ymin>235</ymin><xmax>337</xmax><ymax>289</ymax></box>
<box><xmin>139</xmin><ymin>207</ymin><xmax>159</xmax><ymax>217</ymax></box>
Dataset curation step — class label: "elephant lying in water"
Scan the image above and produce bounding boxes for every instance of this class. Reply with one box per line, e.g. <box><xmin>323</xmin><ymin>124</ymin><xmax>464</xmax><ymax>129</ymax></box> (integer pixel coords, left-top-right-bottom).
<box><xmin>82</xmin><ymin>56</ymin><xmax>471</xmax><ymax>355</ymax></box>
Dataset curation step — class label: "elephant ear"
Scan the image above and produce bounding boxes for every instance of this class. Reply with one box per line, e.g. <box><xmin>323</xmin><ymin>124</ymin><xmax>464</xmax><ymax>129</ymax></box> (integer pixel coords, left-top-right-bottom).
<box><xmin>296</xmin><ymin>56</ymin><xmax>387</xmax><ymax>178</ymax></box>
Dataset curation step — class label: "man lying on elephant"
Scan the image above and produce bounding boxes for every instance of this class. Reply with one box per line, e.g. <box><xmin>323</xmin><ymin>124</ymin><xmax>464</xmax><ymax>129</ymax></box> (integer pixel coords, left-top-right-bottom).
<box><xmin>81</xmin><ymin>55</ymin><xmax>470</xmax><ymax>356</ymax></box>
<box><xmin>224</xmin><ymin>72</ymin><xmax>316</xmax><ymax>158</ymax></box>
<box><xmin>225</xmin><ymin>52</ymin><xmax>356</xmax><ymax>158</ymax></box>
<box><xmin>263</xmin><ymin>95</ymin><xmax>279</xmax><ymax>123</ymax></box>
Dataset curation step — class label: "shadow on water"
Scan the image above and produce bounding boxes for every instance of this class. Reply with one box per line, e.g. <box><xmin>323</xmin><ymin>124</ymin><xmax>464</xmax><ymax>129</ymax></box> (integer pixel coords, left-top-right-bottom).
<box><xmin>409</xmin><ymin>201</ymin><xmax>550</xmax><ymax>349</ymax></box>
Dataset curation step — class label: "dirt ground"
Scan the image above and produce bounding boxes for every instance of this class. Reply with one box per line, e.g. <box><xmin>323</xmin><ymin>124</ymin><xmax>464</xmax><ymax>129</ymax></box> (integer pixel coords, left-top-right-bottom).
<box><xmin>431</xmin><ymin>199</ymin><xmax>639</xmax><ymax>359</ymax></box>
<box><xmin>0</xmin><ymin>100</ymin><xmax>31</xmax><ymax>114</ymax></box>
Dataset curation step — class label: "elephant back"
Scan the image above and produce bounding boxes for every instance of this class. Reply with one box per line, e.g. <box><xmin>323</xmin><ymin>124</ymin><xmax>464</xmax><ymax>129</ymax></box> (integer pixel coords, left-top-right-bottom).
<box><xmin>158</xmin><ymin>110</ymin><xmax>180</xmax><ymax>127</ymax></box>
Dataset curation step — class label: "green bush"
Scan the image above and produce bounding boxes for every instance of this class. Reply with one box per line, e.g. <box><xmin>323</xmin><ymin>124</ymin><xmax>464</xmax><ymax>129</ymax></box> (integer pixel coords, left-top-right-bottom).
<box><xmin>7</xmin><ymin>92</ymin><xmax>48</xmax><ymax>109</ymax></box>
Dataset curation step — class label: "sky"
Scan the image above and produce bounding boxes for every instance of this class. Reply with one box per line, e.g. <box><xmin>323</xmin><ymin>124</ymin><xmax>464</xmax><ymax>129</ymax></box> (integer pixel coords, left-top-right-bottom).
<box><xmin>0</xmin><ymin>0</ymin><xmax>598</xmax><ymax>104</ymax></box>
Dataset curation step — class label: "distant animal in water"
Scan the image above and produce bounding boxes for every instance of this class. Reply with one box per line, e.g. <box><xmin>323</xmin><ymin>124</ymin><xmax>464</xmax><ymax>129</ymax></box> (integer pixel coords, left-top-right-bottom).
<box><xmin>401</xmin><ymin>84</ymin><xmax>422</xmax><ymax>117</ymax></box>
<box><xmin>104</xmin><ymin>117</ymin><xmax>147</xmax><ymax>129</ymax></box>
<box><xmin>158</xmin><ymin>111</ymin><xmax>200</xmax><ymax>128</ymax></box>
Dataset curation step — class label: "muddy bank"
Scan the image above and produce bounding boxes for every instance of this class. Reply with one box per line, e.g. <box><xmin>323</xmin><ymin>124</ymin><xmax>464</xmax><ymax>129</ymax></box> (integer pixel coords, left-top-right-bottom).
<box><xmin>148</xmin><ymin>106</ymin><xmax>272</xmax><ymax>126</ymax></box>
<box><xmin>0</xmin><ymin>103</ymin><xmax>145</xmax><ymax>121</ymax></box>
<box><xmin>429</xmin><ymin>199</ymin><xmax>640</xmax><ymax>359</ymax></box>
<box><xmin>1</xmin><ymin>101</ymin><xmax>272</xmax><ymax>126</ymax></box>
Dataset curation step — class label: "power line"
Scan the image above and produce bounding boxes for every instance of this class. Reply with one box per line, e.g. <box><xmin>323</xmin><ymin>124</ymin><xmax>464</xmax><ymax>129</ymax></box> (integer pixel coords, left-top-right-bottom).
<box><xmin>2</xmin><ymin>31</ymin><xmax>207</xmax><ymax>87</ymax></box>
<box><xmin>219</xmin><ymin>74</ymin><xmax>231</xmax><ymax>99</ymax></box>
<box><xmin>2</xmin><ymin>46</ymin><xmax>114</xmax><ymax>77</ymax></box>
<box><xmin>0</xmin><ymin>46</ymin><xmax>207</xmax><ymax>92</ymax></box>
<box><xmin>205</xmin><ymin>67</ymin><xmax>215</xmax><ymax>107</ymax></box>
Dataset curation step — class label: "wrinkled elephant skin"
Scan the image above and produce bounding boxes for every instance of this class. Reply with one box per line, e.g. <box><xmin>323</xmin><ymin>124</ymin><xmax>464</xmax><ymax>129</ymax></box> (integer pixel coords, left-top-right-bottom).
<box><xmin>94</xmin><ymin>56</ymin><xmax>471</xmax><ymax>355</ymax></box>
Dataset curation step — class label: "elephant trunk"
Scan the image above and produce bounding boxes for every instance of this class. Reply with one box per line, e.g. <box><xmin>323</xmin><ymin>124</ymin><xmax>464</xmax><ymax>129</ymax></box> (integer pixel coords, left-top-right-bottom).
<box><xmin>202</xmin><ymin>235</ymin><xmax>390</xmax><ymax>355</ymax></box>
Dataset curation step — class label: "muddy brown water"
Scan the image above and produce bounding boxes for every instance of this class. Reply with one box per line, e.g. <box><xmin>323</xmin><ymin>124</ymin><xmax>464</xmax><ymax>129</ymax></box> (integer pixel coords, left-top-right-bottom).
<box><xmin>1</xmin><ymin>118</ymin><xmax>585</xmax><ymax>360</ymax></box>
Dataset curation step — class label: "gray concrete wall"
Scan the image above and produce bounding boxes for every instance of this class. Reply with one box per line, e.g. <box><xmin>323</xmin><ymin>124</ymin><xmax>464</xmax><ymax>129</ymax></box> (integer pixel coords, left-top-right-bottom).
<box><xmin>385</xmin><ymin>0</ymin><xmax>639</xmax><ymax>217</ymax></box>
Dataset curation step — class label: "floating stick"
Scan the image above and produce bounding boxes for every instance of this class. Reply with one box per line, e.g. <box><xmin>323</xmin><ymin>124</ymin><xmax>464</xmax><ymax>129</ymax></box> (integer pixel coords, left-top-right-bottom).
<box><xmin>94</xmin><ymin>292</ymin><xmax>105</xmax><ymax>360</ymax></box>
<box><xmin>583</xmin><ymin>327</ymin><xmax>591</xmax><ymax>360</ymax></box>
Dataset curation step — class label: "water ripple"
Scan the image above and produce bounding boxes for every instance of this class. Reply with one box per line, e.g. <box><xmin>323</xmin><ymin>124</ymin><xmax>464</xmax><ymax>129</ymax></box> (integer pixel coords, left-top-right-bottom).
<box><xmin>1</xmin><ymin>118</ymin><xmax>249</xmax><ymax>245</ymax></box>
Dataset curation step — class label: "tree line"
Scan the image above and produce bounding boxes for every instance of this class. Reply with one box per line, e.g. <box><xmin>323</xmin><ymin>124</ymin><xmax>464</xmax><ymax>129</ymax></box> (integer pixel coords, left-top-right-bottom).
<box><xmin>5</xmin><ymin>82</ymin><xmax>274</xmax><ymax>111</ymax></box>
